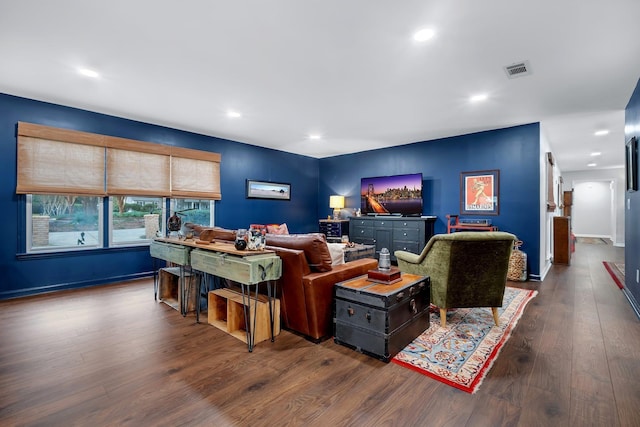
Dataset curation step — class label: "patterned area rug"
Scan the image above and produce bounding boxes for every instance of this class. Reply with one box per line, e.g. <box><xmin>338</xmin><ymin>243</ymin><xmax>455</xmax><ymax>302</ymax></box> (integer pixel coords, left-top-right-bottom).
<box><xmin>603</xmin><ymin>261</ymin><xmax>625</xmax><ymax>290</ymax></box>
<box><xmin>392</xmin><ymin>286</ymin><xmax>538</xmax><ymax>394</ymax></box>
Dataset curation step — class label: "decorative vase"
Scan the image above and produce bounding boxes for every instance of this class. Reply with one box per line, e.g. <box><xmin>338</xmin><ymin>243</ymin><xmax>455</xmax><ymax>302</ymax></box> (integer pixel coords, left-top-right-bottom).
<box><xmin>378</xmin><ymin>248</ymin><xmax>391</xmax><ymax>271</ymax></box>
<box><xmin>235</xmin><ymin>228</ymin><xmax>248</xmax><ymax>250</ymax></box>
<box><xmin>167</xmin><ymin>212</ymin><xmax>182</xmax><ymax>232</ymax></box>
<box><xmin>247</xmin><ymin>228</ymin><xmax>266</xmax><ymax>250</ymax></box>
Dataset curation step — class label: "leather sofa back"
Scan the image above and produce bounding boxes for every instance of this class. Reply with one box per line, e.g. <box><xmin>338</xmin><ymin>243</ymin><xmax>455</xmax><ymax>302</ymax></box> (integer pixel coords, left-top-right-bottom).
<box><xmin>265</xmin><ymin>233</ymin><xmax>333</xmax><ymax>272</ymax></box>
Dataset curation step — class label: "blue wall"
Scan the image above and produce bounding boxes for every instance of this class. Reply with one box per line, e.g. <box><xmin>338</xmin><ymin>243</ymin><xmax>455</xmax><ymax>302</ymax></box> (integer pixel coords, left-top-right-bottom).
<box><xmin>318</xmin><ymin>124</ymin><xmax>541</xmax><ymax>275</ymax></box>
<box><xmin>625</xmin><ymin>78</ymin><xmax>640</xmax><ymax>309</ymax></box>
<box><xmin>1</xmin><ymin>93</ymin><xmax>542</xmax><ymax>299</ymax></box>
<box><xmin>0</xmin><ymin>93</ymin><xmax>319</xmax><ymax>299</ymax></box>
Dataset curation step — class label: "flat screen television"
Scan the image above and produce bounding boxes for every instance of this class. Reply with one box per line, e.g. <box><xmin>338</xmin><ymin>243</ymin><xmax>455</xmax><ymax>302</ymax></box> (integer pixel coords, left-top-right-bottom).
<box><xmin>360</xmin><ymin>173</ymin><xmax>423</xmax><ymax>216</ymax></box>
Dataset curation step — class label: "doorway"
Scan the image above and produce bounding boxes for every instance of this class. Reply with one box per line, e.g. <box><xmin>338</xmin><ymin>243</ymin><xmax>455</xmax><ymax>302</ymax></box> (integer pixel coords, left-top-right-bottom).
<box><xmin>572</xmin><ymin>180</ymin><xmax>614</xmax><ymax>239</ymax></box>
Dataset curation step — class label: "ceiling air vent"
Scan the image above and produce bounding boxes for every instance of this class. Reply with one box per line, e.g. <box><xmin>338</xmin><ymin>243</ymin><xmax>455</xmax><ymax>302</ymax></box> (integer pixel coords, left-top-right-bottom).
<box><xmin>504</xmin><ymin>60</ymin><xmax>532</xmax><ymax>79</ymax></box>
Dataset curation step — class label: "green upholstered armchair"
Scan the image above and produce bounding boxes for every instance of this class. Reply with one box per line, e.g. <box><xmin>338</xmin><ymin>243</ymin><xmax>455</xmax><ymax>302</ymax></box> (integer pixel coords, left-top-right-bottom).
<box><xmin>395</xmin><ymin>231</ymin><xmax>516</xmax><ymax>328</ymax></box>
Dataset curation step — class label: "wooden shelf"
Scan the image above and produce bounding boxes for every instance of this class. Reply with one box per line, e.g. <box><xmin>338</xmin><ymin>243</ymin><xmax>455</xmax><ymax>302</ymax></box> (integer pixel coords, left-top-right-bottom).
<box><xmin>553</xmin><ymin>216</ymin><xmax>571</xmax><ymax>265</ymax></box>
<box><xmin>158</xmin><ymin>267</ymin><xmax>196</xmax><ymax>313</ymax></box>
<box><xmin>208</xmin><ymin>288</ymin><xmax>280</xmax><ymax>345</ymax></box>
<box><xmin>446</xmin><ymin>214</ymin><xmax>497</xmax><ymax>233</ymax></box>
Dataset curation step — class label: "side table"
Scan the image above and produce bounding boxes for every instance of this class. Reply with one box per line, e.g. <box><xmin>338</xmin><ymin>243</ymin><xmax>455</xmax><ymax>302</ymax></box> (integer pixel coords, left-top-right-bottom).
<box><xmin>189</xmin><ymin>244</ymin><xmax>282</xmax><ymax>352</ymax></box>
<box><xmin>334</xmin><ymin>273</ymin><xmax>430</xmax><ymax>362</ymax></box>
<box><xmin>319</xmin><ymin>219</ymin><xmax>349</xmax><ymax>243</ymax></box>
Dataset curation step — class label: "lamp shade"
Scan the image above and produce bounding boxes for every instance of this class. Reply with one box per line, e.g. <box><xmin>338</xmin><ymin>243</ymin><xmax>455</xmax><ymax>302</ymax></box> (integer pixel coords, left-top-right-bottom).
<box><xmin>329</xmin><ymin>195</ymin><xmax>345</xmax><ymax>209</ymax></box>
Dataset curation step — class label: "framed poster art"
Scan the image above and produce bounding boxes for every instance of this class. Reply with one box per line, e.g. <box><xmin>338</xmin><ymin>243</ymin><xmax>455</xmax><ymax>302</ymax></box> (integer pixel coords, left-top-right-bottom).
<box><xmin>626</xmin><ymin>136</ymin><xmax>638</xmax><ymax>192</ymax></box>
<box><xmin>460</xmin><ymin>170</ymin><xmax>499</xmax><ymax>215</ymax></box>
<box><xmin>246</xmin><ymin>179</ymin><xmax>291</xmax><ymax>200</ymax></box>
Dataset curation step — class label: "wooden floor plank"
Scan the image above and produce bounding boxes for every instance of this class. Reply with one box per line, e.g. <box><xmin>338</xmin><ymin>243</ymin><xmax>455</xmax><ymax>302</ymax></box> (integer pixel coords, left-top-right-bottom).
<box><xmin>0</xmin><ymin>241</ymin><xmax>638</xmax><ymax>426</ymax></box>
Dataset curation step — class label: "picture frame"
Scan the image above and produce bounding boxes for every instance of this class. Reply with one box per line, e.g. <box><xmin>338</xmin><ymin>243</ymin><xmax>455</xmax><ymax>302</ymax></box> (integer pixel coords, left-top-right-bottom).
<box><xmin>246</xmin><ymin>179</ymin><xmax>291</xmax><ymax>200</ymax></box>
<box><xmin>460</xmin><ymin>170</ymin><xmax>499</xmax><ymax>215</ymax></box>
<box><xmin>626</xmin><ymin>136</ymin><xmax>638</xmax><ymax>192</ymax></box>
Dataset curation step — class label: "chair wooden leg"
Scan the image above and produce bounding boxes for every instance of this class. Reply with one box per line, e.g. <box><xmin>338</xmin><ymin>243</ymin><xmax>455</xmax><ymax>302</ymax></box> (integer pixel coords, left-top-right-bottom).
<box><xmin>491</xmin><ymin>307</ymin><xmax>499</xmax><ymax>326</ymax></box>
<box><xmin>440</xmin><ymin>308</ymin><xmax>447</xmax><ymax>327</ymax></box>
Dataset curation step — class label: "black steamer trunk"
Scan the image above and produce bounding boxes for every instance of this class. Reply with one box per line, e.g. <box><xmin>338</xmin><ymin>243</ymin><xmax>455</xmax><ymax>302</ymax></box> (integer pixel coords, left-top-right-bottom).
<box><xmin>334</xmin><ymin>273</ymin><xmax>430</xmax><ymax>362</ymax></box>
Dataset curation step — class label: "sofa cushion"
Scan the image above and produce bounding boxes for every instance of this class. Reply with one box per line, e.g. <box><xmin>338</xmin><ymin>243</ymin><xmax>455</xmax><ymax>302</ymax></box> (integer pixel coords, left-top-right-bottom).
<box><xmin>266</xmin><ymin>233</ymin><xmax>333</xmax><ymax>272</ymax></box>
<box><xmin>266</xmin><ymin>223</ymin><xmax>289</xmax><ymax>235</ymax></box>
<box><xmin>327</xmin><ymin>243</ymin><xmax>346</xmax><ymax>266</ymax></box>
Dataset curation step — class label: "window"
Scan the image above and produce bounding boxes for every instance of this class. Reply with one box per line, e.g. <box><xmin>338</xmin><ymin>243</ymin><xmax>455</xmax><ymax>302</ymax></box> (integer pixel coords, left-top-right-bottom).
<box><xmin>109</xmin><ymin>196</ymin><xmax>165</xmax><ymax>246</ymax></box>
<box><xmin>169</xmin><ymin>198</ymin><xmax>215</xmax><ymax>234</ymax></box>
<box><xmin>17</xmin><ymin>122</ymin><xmax>221</xmax><ymax>253</ymax></box>
<box><xmin>27</xmin><ymin>194</ymin><xmax>103</xmax><ymax>253</ymax></box>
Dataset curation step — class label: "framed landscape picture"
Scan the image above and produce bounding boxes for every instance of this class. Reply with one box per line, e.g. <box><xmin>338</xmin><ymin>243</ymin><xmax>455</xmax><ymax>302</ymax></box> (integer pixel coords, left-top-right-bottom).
<box><xmin>460</xmin><ymin>170</ymin><xmax>499</xmax><ymax>215</ymax></box>
<box><xmin>246</xmin><ymin>179</ymin><xmax>291</xmax><ymax>200</ymax></box>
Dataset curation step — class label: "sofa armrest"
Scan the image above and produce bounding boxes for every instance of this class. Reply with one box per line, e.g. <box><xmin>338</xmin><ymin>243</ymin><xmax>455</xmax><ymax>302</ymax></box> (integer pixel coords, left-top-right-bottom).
<box><xmin>265</xmin><ymin>245</ymin><xmax>312</xmax><ymax>334</ymax></box>
<box><xmin>301</xmin><ymin>258</ymin><xmax>379</xmax><ymax>340</ymax></box>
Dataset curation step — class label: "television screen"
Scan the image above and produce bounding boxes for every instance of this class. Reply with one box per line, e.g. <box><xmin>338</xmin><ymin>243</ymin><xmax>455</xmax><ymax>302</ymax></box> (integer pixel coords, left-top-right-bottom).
<box><xmin>360</xmin><ymin>173</ymin><xmax>423</xmax><ymax>216</ymax></box>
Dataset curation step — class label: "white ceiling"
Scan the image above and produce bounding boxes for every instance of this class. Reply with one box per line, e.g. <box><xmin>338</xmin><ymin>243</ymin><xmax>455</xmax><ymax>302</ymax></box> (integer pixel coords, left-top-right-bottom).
<box><xmin>1</xmin><ymin>0</ymin><xmax>639</xmax><ymax>172</ymax></box>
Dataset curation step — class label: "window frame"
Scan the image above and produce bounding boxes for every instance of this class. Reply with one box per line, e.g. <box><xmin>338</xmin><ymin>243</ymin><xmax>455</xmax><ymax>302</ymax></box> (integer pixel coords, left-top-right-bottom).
<box><xmin>169</xmin><ymin>198</ymin><xmax>216</xmax><ymax>233</ymax></box>
<box><xmin>108</xmin><ymin>196</ymin><xmax>167</xmax><ymax>247</ymax></box>
<box><xmin>25</xmin><ymin>194</ymin><xmax>104</xmax><ymax>254</ymax></box>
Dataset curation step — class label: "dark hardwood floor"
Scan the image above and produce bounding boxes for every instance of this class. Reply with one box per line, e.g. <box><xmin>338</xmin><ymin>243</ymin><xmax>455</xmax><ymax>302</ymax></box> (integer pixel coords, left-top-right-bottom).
<box><xmin>1</xmin><ymin>241</ymin><xmax>638</xmax><ymax>427</ymax></box>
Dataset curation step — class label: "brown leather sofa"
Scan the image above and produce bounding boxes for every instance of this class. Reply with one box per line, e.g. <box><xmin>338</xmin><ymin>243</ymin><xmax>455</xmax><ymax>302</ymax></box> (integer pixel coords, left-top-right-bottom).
<box><xmin>265</xmin><ymin>233</ymin><xmax>378</xmax><ymax>342</ymax></box>
<box><xmin>184</xmin><ymin>224</ymin><xmax>378</xmax><ymax>342</ymax></box>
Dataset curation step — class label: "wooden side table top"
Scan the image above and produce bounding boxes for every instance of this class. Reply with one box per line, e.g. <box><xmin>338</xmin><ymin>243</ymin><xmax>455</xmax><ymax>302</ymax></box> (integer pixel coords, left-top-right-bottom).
<box><xmin>154</xmin><ymin>237</ymin><xmax>275</xmax><ymax>256</ymax></box>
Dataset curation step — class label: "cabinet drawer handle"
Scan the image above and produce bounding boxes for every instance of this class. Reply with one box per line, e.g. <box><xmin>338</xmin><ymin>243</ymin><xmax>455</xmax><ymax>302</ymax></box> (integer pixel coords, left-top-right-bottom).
<box><xmin>410</xmin><ymin>299</ymin><xmax>417</xmax><ymax>314</ymax></box>
<box><xmin>396</xmin><ymin>292</ymin><xmax>405</xmax><ymax>301</ymax></box>
<box><xmin>365</xmin><ymin>312</ymin><xmax>371</xmax><ymax>322</ymax></box>
<box><xmin>348</xmin><ymin>307</ymin><xmax>355</xmax><ymax>316</ymax></box>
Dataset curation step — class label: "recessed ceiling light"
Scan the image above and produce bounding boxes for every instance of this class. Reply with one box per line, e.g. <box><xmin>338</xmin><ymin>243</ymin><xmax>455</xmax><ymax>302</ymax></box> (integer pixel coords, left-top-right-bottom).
<box><xmin>308</xmin><ymin>134</ymin><xmax>322</xmax><ymax>140</ymax></box>
<box><xmin>587</xmin><ymin>163</ymin><xmax>597</xmax><ymax>167</ymax></box>
<box><xmin>470</xmin><ymin>94</ymin><xmax>488</xmax><ymax>103</ymax></box>
<box><xmin>594</xmin><ymin>129</ymin><xmax>609</xmax><ymax>136</ymax></box>
<box><xmin>590</xmin><ymin>151</ymin><xmax>602</xmax><ymax>156</ymax></box>
<box><xmin>413</xmin><ymin>28</ymin><xmax>436</xmax><ymax>42</ymax></box>
<box><xmin>77</xmin><ymin>67</ymin><xmax>100</xmax><ymax>78</ymax></box>
<box><xmin>227</xmin><ymin>111</ymin><xmax>242</xmax><ymax>118</ymax></box>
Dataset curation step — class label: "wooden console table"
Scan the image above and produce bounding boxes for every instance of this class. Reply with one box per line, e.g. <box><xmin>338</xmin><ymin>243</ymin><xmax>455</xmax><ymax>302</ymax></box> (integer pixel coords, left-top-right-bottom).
<box><xmin>152</xmin><ymin>238</ymin><xmax>282</xmax><ymax>352</ymax></box>
<box><xmin>446</xmin><ymin>214</ymin><xmax>497</xmax><ymax>233</ymax></box>
<box><xmin>150</xmin><ymin>240</ymin><xmax>193</xmax><ymax>315</ymax></box>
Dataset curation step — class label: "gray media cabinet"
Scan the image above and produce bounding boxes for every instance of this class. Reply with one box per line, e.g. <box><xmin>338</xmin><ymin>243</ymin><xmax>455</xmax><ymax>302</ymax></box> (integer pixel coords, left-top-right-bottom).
<box><xmin>349</xmin><ymin>216</ymin><xmax>436</xmax><ymax>261</ymax></box>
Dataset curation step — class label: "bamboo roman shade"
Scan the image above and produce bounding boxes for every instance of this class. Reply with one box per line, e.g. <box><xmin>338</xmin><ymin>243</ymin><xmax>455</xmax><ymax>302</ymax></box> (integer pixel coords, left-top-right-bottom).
<box><xmin>105</xmin><ymin>136</ymin><xmax>171</xmax><ymax>197</ymax></box>
<box><xmin>16</xmin><ymin>122</ymin><xmax>221</xmax><ymax>199</ymax></box>
<box><xmin>17</xmin><ymin>122</ymin><xmax>106</xmax><ymax>195</ymax></box>
<box><xmin>170</xmin><ymin>147</ymin><xmax>221</xmax><ymax>199</ymax></box>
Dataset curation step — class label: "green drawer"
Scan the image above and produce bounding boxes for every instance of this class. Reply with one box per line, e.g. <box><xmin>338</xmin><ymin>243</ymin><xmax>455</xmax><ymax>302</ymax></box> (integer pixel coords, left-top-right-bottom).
<box><xmin>190</xmin><ymin>249</ymin><xmax>282</xmax><ymax>285</ymax></box>
<box><xmin>150</xmin><ymin>241</ymin><xmax>191</xmax><ymax>265</ymax></box>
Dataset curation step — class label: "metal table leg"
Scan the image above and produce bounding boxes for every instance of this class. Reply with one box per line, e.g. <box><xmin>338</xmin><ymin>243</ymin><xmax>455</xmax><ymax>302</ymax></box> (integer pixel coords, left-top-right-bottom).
<box><xmin>195</xmin><ymin>272</ymin><xmax>209</xmax><ymax>324</ymax></box>
<box><xmin>240</xmin><ymin>283</ymin><xmax>259</xmax><ymax>352</ymax></box>
<box><xmin>179</xmin><ymin>265</ymin><xmax>187</xmax><ymax>316</ymax></box>
<box><xmin>266</xmin><ymin>281</ymin><xmax>277</xmax><ymax>342</ymax></box>
<box><xmin>153</xmin><ymin>258</ymin><xmax>159</xmax><ymax>301</ymax></box>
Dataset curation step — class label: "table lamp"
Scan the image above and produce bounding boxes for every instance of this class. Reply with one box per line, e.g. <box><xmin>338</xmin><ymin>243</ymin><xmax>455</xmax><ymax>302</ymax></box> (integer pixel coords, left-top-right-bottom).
<box><xmin>329</xmin><ymin>195</ymin><xmax>345</xmax><ymax>219</ymax></box>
